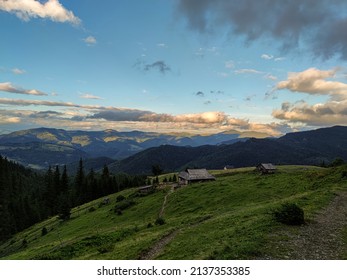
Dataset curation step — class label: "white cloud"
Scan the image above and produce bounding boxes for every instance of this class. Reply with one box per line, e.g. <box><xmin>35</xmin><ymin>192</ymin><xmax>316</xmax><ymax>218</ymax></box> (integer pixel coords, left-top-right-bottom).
<box><xmin>276</xmin><ymin>67</ymin><xmax>347</xmax><ymax>100</ymax></box>
<box><xmin>79</xmin><ymin>93</ymin><xmax>103</xmax><ymax>100</ymax></box>
<box><xmin>234</xmin><ymin>68</ymin><xmax>263</xmax><ymax>75</ymax></box>
<box><xmin>83</xmin><ymin>36</ymin><xmax>97</xmax><ymax>45</ymax></box>
<box><xmin>272</xmin><ymin>67</ymin><xmax>347</xmax><ymax>126</ymax></box>
<box><xmin>12</xmin><ymin>68</ymin><xmax>26</xmax><ymax>75</ymax></box>
<box><xmin>264</xmin><ymin>74</ymin><xmax>278</xmax><ymax>81</ymax></box>
<box><xmin>0</xmin><ymin>0</ymin><xmax>81</xmax><ymax>25</ymax></box>
<box><xmin>272</xmin><ymin>99</ymin><xmax>347</xmax><ymax>126</ymax></box>
<box><xmin>157</xmin><ymin>43</ymin><xmax>167</xmax><ymax>48</ymax></box>
<box><xmin>0</xmin><ymin>82</ymin><xmax>48</xmax><ymax>96</ymax></box>
<box><xmin>261</xmin><ymin>54</ymin><xmax>273</xmax><ymax>60</ymax></box>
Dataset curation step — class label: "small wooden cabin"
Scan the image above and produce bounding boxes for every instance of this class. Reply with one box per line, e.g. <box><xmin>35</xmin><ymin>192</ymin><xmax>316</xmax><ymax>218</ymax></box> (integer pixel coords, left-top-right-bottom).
<box><xmin>256</xmin><ymin>163</ymin><xmax>276</xmax><ymax>174</ymax></box>
<box><xmin>178</xmin><ymin>169</ymin><xmax>216</xmax><ymax>185</ymax></box>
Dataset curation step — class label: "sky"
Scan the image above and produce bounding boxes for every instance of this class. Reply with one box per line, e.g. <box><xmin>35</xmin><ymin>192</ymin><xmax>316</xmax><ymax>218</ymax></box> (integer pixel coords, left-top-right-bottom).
<box><xmin>1</xmin><ymin>0</ymin><xmax>347</xmax><ymax>136</ymax></box>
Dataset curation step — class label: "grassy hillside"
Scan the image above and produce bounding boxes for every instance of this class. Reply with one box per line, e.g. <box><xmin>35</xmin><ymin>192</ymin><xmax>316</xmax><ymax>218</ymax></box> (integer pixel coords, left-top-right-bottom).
<box><xmin>1</xmin><ymin>165</ymin><xmax>346</xmax><ymax>260</ymax></box>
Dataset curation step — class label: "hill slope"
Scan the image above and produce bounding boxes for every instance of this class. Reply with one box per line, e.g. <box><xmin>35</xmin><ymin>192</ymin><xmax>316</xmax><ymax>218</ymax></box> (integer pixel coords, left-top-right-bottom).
<box><xmin>1</xmin><ymin>165</ymin><xmax>346</xmax><ymax>260</ymax></box>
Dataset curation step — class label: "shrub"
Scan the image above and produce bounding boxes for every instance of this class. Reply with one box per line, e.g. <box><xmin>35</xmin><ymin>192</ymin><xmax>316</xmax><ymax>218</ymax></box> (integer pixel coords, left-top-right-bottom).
<box><xmin>21</xmin><ymin>239</ymin><xmax>28</xmax><ymax>248</ymax></box>
<box><xmin>41</xmin><ymin>227</ymin><xmax>48</xmax><ymax>236</ymax></box>
<box><xmin>116</xmin><ymin>195</ymin><xmax>126</xmax><ymax>202</ymax></box>
<box><xmin>272</xmin><ymin>203</ymin><xmax>305</xmax><ymax>225</ymax></box>
<box><xmin>147</xmin><ymin>223</ymin><xmax>153</xmax><ymax>228</ymax></box>
<box><xmin>155</xmin><ymin>217</ymin><xmax>165</xmax><ymax>226</ymax></box>
<box><xmin>88</xmin><ymin>206</ymin><xmax>96</xmax><ymax>212</ymax></box>
<box><xmin>114</xmin><ymin>199</ymin><xmax>136</xmax><ymax>213</ymax></box>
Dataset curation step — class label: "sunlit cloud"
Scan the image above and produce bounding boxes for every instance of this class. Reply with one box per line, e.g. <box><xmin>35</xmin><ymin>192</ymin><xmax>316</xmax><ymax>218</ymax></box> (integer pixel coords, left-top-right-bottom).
<box><xmin>276</xmin><ymin>67</ymin><xmax>347</xmax><ymax>100</ymax></box>
<box><xmin>272</xmin><ymin>99</ymin><xmax>347</xmax><ymax>126</ymax></box>
<box><xmin>0</xmin><ymin>0</ymin><xmax>81</xmax><ymax>25</ymax></box>
<box><xmin>0</xmin><ymin>97</ymin><xmax>286</xmax><ymax>136</ymax></box>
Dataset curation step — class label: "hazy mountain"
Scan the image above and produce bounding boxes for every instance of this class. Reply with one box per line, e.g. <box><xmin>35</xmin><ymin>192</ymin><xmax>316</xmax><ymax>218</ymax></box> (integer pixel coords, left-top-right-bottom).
<box><xmin>3</xmin><ymin>126</ymin><xmax>346</xmax><ymax>174</ymax></box>
<box><xmin>109</xmin><ymin>126</ymin><xmax>347</xmax><ymax>174</ymax></box>
<box><xmin>0</xmin><ymin>127</ymin><xmax>250</xmax><ymax>169</ymax></box>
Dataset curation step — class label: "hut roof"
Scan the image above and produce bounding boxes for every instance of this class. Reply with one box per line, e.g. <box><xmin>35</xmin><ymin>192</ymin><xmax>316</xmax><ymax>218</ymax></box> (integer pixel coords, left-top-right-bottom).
<box><xmin>186</xmin><ymin>169</ymin><xmax>215</xmax><ymax>180</ymax></box>
<box><xmin>258</xmin><ymin>163</ymin><xmax>276</xmax><ymax>170</ymax></box>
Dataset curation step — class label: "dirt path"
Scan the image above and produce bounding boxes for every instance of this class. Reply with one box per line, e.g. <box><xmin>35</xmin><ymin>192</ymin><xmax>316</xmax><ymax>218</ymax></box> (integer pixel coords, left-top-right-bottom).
<box><xmin>159</xmin><ymin>185</ymin><xmax>175</xmax><ymax>218</ymax></box>
<box><xmin>139</xmin><ymin>185</ymin><xmax>178</xmax><ymax>260</ymax></box>
<box><xmin>265</xmin><ymin>191</ymin><xmax>347</xmax><ymax>259</ymax></box>
<box><xmin>139</xmin><ymin>230</ymin><xmax>180</xmax><ymax>260</ymax></box>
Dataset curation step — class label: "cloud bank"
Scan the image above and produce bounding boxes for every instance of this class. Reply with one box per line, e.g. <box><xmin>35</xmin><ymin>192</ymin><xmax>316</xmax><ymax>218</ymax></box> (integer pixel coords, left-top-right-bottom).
<box><xmin>0</xmin><ymin>97</ymin><xmax>284</xmax><ymax>135</ymax></box>
<box><xmin>272</xmin><ymin>68</ymin><xmax>347</xmax><ymax>126</ymax></box>
<box><xmin>0</xmin><ymin>0</ymin><xmax>81</xmax><ymax>25</ymax></box>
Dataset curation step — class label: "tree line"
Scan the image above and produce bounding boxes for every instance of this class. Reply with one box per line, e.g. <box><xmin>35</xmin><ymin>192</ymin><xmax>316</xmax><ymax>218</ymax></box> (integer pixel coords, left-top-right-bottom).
<box><xmin>0</xmin><ymin>156</ymin><xmax>146</xmax><ymax>243</ymax></box>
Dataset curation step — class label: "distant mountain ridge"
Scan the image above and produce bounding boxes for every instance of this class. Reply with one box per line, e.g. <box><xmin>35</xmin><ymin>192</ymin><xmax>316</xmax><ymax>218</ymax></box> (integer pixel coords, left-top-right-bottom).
<box><xmin>109</xmin><ymin>126</ymin><xmax>347</xmax><ymax>174</ymax></box>
<box><xmin>2</xmin><ymin>126</ymin><xmax>346</xmax><ymax>174</ymax></box>
<box><xmin>0</xmin><ymin>127</ymin><xmax>251</xmax><ymax>169</ymax></box>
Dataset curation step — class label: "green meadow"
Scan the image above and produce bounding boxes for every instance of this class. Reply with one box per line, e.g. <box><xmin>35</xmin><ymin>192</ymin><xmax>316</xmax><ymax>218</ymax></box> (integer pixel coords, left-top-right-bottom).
<box><xmin>1</xmin><ymin>165</ymin><xmax>346</xmax><ymax>260</ymax></box>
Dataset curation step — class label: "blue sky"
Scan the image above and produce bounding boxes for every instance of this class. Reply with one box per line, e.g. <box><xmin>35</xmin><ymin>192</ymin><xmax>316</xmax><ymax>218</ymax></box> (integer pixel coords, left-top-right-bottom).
<box><xmin>1</xmin><ymin>0</ymin><xmax>347</xmax><ymax>136</ymax></box>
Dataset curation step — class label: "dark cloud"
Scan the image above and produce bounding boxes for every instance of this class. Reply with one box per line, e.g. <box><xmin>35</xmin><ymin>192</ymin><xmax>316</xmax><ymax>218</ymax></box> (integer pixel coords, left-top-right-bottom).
<box><xmin>29</xmin><ymin>111</ymin><xmax>63</xmax><ymax>118</ymax></box>
<box><xmin>144</xmin><ymin>61</ymin><xmax>171</xmax><ymax>74</ymax></box>
<box><xmin>195</xmin><ymin>91</ymin><xmax>205</xmax><ymax>97</ymax></box>
<box><xmin>89</xmin><ymin>109</ymin><xmax>153</xmax><ymax>122</ymax></box>
<box><xmin>176</xmin><ymin>0</ymin><xmax>347</xmax><ymax>59</ymax></box>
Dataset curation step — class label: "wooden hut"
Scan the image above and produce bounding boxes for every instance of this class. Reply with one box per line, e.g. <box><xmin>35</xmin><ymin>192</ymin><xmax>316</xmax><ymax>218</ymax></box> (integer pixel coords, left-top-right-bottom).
<box><xmin>178</xmin><ymin>169</ymin><xmax>216</xmax><ymax>185</ymax></box>
<box><xmin>256</xmin><ymin>163</ymin><xmax>276</xmax><ymax>174</ymax></box>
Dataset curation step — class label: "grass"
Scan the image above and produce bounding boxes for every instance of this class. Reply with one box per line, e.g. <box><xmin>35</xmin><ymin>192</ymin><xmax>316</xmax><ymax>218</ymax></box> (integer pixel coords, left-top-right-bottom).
<box><xmin>342</xmin><ymin>227</ymin><xmax>347</xmax><ymax>259</ymax></box>
<box><xmin>1</xmin><ymin>165</ymin><xmax>346</xmax><ymax>260</ymax></box>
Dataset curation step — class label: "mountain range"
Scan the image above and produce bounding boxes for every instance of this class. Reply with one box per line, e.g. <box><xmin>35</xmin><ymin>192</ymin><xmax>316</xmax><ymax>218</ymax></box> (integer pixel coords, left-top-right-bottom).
<box><xmin>110</xmin><ymin>125</ymin><xmax>347</xmax><ymax>174</ymax></box>
<box><xmin>1</xmin><ymin>126</ymin><xmax>347</xmax><ymax>174</ymax></box>
<box><xmin>0</xmin><ymin>127</ymin><xmax>251</xmax><ymax>169</ymax></box>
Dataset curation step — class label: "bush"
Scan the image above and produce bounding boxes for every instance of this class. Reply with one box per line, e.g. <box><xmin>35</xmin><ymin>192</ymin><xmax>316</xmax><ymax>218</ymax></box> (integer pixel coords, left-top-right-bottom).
<box><xmin>116</xmin><ymin>195</ymin><xmax>126</xmax><ymax>202</ymax></box>
<box><xmin>41</xmin><ymin>227</ymin><xmax>48</xmax><ymax>236</ymax></box>
<box><xmin>147</xmin><ymin>223</ymin><xmax>153</xmax><ymax>228</ymax></box>
<box><xmin>272</xmin><ymin>203</ymin><xmax>305</xmax><ymax>225</ymax></box>
<box><xmin>114</xmin><ymin>199</ymin><xmax>136</xmax><ymax>213</ymax></box>
<box><xmin>88</xmin><ymin>206</ymin><xmax>96</xmax><ymax>212</ymax></box>
<box><xmin>21</xmin><ymin>238</ymin><xmax>28</xmax><ymax>248</ymax></box>
<box><xmin>155</xmin><ymin>217</ymin><xmax>165</xmax><ymax>226</ymax></box>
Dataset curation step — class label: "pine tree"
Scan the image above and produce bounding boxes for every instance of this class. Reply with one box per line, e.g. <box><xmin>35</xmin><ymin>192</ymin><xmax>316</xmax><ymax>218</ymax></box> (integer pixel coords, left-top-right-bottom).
<box><xmin>44</xmin><ymin>166</ymin><xmax>55</xmax><ymax>216</ymax></box>
<box><xmin>60</xmin><ymin>165</ymin><xmax>69</xmax><ymax>194</ymax></box>
<box><xmin>74</xmin><ymin>158</ymin><xmax>85</xmax><ymax>205</ymax></box>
